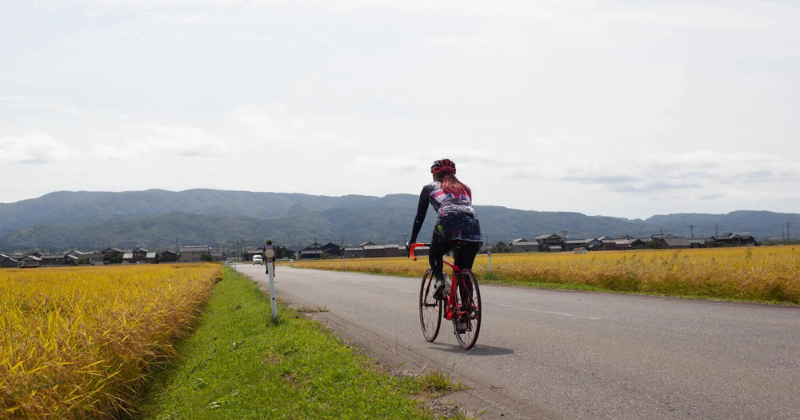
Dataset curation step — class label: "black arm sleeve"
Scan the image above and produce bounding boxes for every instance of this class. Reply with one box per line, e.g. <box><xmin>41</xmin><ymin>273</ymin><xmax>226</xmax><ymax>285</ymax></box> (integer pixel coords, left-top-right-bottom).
<box><xmin>409</xmin><ymin>187</ymin><xmax>431</xmax><ymax>244</ymax></box>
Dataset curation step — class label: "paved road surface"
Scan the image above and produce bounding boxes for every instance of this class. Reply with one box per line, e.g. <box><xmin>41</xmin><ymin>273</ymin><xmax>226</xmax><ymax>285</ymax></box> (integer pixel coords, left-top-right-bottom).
<box><xmin>237</xmin><ymin>263</ymin><xmax>800</xmax><ymax>420</ymax></box>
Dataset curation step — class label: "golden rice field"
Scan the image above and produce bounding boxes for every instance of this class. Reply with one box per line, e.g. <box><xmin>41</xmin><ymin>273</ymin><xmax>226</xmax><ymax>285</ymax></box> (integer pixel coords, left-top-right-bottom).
<box><xmin>289</xmin><ymin>246</ymin><xmax>800</xmax><ymax>304</ymax></box>
<box><xmin>0</xmin><ymin>264</ymin><xmax>222</xmax><ymax>419</ymax></box>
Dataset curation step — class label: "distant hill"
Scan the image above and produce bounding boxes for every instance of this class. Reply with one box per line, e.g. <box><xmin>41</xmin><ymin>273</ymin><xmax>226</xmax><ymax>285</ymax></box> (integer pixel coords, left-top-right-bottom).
<box><xmin>1</xmin><ymin>189</ymin><xmax>798</xmax><ymax>252</ymax></box>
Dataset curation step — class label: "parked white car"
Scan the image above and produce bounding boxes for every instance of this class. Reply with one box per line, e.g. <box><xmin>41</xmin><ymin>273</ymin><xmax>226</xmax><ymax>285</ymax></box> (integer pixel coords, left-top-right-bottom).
<box><xmin>253</xmin><ymin>255</ymin><xmax>263</xmax><ymax>265</ymax></box>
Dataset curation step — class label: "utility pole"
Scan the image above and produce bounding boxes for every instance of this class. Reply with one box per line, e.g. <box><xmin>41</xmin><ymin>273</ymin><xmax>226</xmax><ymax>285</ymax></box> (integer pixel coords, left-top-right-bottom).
<box><xmin>788</xmin><ymin>223</ymin><xmax>792</xmax><ymax>243</ymax></box>
<box><xmin>714</xmin><ymin>225</ymin><xmax>719</xmax><ymax>237</ymax></box>
<box><xmin>175</xmin><ymin>237</ymin><xmax>179</xmax><ymax>255</ymax></box>
<box><xmin>689</xmin><ymin>225</ymin><xmax>694</xmax><ymax>239</ymax></box>
<box><xmin>561</xmin><ymin>231</ymin><xmax>568</xmax><ymax>248</ymax></box>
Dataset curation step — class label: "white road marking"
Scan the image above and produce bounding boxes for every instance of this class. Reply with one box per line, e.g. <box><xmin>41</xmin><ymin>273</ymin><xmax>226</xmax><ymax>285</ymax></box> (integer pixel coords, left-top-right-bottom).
<box><xmin>496</xmin><ymin>303</ymin><xmax>602</xmax><ymax>320</ymax></box>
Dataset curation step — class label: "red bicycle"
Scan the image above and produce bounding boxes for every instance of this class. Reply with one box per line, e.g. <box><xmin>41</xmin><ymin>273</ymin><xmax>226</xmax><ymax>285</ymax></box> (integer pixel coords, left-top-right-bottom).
<box><xmin>409</xmin><ymin>242</ymin><xmax>482</xmax><ymax>350</ymax></box>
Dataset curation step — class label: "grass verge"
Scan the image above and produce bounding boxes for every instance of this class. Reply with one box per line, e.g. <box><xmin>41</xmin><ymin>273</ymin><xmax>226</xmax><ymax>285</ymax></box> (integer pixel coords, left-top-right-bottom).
<box><xmin>134</xmin><ymin>266</ymin><xmax>466</xmax><ymax>420</ymax></box>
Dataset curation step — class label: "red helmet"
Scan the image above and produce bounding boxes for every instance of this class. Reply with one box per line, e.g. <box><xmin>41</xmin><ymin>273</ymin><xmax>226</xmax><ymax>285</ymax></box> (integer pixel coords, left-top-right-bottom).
<box><xmin>431</xmin><ymin>159</ymin><xmax>456</xmax><ymax>176</ymax></box>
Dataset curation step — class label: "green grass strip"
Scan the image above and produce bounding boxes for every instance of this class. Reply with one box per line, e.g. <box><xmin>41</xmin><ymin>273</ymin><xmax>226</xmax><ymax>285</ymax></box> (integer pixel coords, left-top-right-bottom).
<box><xmin>135</xmin><ymin>267</ymin><xmax>456</xmax><ymax>420</ymax></box>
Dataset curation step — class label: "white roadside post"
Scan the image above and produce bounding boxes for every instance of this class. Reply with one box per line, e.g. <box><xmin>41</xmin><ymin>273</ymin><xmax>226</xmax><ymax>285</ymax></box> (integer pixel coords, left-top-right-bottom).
<box><xmin>487</xmin><ymin>249</ymin><xmax>493</xmax><ymax>273</ymax></box>
<box><xmin>265</xmin><ymin>247</ymin><xmax>277</xmax><ymax>320</ymax></box>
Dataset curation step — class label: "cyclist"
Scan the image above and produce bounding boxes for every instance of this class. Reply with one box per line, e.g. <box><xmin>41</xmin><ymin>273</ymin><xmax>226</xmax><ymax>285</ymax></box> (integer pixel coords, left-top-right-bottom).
<box><xmin>407</xmin><ymin>159</ymin><xmax>482</xmax><ymax>300</ymax></box>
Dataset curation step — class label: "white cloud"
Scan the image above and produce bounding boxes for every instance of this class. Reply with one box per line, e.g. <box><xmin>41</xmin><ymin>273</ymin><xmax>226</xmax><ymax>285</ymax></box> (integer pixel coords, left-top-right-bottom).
<box><xmin>231</xmin><ymin>105</ymin><xmax>350</xmax><ymax>150</ymax></box>
<box><xmin>0</xmin><ymin>130</ymin><xmax>75</xmax><ymax>164</ymax></box>
<box><xmin>92</xmin><ymin>124</ymin><xmax>225</xmax><ymax>159</ymax></box>
<box><xmin>356</xmin><ymin>157</ymin><xmax>417</xmax><ymax>172</ymax></box>
<box><xmin>535</xmin><ymin>150</ymin><xmax>800</xmax><ymax>196</ymax></box>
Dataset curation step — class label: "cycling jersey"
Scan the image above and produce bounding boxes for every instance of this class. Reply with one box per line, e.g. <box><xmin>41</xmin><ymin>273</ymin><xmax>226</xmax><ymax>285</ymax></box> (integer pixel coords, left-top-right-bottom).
<box><xmin>409</xmin><ymin>181</ymin><xmax>482</xmax><ymax>244</ymax></box>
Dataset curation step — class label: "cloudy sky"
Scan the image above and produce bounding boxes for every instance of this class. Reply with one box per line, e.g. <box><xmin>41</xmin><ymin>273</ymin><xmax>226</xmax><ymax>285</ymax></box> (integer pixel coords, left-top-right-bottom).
<box><xmin>1</xmin><ymin>0</ymin><xmax>798</xmax><ymax>219</ymax></box>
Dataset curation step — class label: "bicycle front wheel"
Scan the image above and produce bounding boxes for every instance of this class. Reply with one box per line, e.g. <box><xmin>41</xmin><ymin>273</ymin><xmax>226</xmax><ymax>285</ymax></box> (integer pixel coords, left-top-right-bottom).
<box><xmin>419</xmin><ymin>269</ymin><xmax>441</xmax><ymax>342</ymax></box>
<box><xmin>453</xmin><ymin>269</ymin><xmax>481</xmax><ymax>350</ymax></box>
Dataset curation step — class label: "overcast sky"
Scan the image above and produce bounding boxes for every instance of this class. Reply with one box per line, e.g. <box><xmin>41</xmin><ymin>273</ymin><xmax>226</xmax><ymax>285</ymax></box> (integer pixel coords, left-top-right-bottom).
<box><xmin>1</xmin><ymin>0</ymin><xmax>798</xmax><ymax>219</ymax></box>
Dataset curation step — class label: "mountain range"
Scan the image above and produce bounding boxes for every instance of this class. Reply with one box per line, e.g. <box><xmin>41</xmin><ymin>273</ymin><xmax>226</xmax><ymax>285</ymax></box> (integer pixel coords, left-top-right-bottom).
<box><xmin>1</xmin><ymin>189</ymin><xmax>797</xmax><ymax>252</ymax></box>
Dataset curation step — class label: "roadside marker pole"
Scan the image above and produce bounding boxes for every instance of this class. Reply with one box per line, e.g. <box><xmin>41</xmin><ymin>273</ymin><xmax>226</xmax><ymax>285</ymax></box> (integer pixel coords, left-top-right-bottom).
<box><xmin>234</xmin><ymin>261</ymin><xmax>237</xmax><ymax>278</ymax></box>
<box><xmin>268</xmin><ymin>261</ymin><xmax>277</xmax><ymax>320</ymax></box>
<box><xmin>487</xmin><ymin>250</ymin><xmax>493</xmax><ymax>273</ymax></box>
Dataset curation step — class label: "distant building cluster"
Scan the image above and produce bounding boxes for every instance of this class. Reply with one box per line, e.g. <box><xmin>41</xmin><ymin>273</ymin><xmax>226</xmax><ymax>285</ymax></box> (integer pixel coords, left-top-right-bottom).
<box><xmin>505</xmin><ymin>232</ymin><xmax>758</xmax><ymax>253</ymax></box>
<box><xmin>1</xmin><ymin>231</ymin><xmax>762</xmax><ymax>269</ymax></box>
<box><xmin>0</xmin><ymin>246</ymin><xmax>227</xmax><ymax>269</ymax></box>
<box><xmin>297</xmin><ymin>241</ymin><xmax>416</xmax><ymax>260</ymax></box>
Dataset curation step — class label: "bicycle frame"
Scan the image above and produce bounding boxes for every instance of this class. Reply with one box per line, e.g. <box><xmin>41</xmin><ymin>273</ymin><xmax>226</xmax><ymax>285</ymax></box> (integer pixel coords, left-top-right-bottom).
<box><xmin>409</xmin><ymin>243</ymin><xmax>469</xmax><ymax>322</ymax></box>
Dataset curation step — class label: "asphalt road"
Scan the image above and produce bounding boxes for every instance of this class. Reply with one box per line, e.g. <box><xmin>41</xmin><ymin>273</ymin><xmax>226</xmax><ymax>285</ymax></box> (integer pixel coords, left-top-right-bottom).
<box><xmin>237</xmin><ymin>263</ymin><xmax>800</xmax><ymax>420</ymax></box>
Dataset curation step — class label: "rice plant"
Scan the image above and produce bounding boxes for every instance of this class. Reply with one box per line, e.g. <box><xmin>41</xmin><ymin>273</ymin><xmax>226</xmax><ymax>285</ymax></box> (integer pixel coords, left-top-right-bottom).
<box><xmin>0</xmin><ymin>264</ymin><xmax>222</xmax><ymax>418</ymax></box>
<box><xmin>290</xmin><ymin>247</ymin><xmax>800</xmax><ymax>304</ymax></box>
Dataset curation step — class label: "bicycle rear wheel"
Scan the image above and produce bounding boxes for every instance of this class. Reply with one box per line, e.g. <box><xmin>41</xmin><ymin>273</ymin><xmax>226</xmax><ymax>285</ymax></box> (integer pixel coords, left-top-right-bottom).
<box><xmin>453</xmin><ymin>269</ymin><xmax>481</xmax><ymax>350</ymax></box>
<box><xmin>419</xmin><ymin>269</ymin><xmax>441</xmax><ymax>342</ymax></box>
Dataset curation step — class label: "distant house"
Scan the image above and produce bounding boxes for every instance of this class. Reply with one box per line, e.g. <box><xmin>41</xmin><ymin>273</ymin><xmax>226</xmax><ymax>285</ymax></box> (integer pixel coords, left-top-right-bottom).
<box><xmin>653</xmin><ymin>236</ymin><xmax>691</xmax><ymax>249</ymax></box>
<box><xmin>601</xmin><ymin>239</ymin><xmax>619</xmax><ymax>251</ymax></box>
<box><xmin>160</xmin><ymin>250</ymin><xmax>179</xmax><ymax>263</ymax></box>
<box><xmin>535</xmin><ymin>233</ymin><xmax>563</xmax><ymax>250</ymax></box>
<box><xmin>179</xmin><ymin>246</ymin><xmax>211</xmax><ymax>263</ymax></box>
<box><xmin>688</xmin><ymin>239</ymin><xmax>714</xmax><ymax>249</ymax></box>
<box><xmin>363</xmin><ymin>244</ymin><xmax>401</xmax><ymax>258</ymax></box>
<box><xmin>614</xmin><ymin>239</ymin><xmax>634</xmax><ymax>250</ymax></box>
<box><xmin>101</xmin><ymin>247</ymin><xmax>125</xmax><ymax>263</ymax></box>
<box><xmin>565</xmin><ymin>239</ymin><xmax>603</xmax><ymax>252</ymax></box>
<box><xmin>318</xmin><ymin>242</ymin><xmax>340</xmax><ymax>256</ymax></box>
<box><xmin>66</xmin><ymin>250</ymin><xmax>103</xmax><ymax>265</ymax></box>
<box><xmin>359</xmin><ymin>241</ymin><xmax>377</xmax><ymax>247</ymax></box>
<box><xmin>132</xmin><ymin>248</ymin><xmax>148</xmax><ymax>263</ymax></box>
<box><xmin>145</xmin><ymin>252</ymin><xmax>158</xmax><ymax>263</ymax></box>
<box><xmin>41</xmin><ymin>254</ymin><xmax>79</xmax><ymax>266</ymax></box>
<box><xmin>85</xmin><ymin>253</ymin><xmax>105</xmax><ymax>265</ymax></box>
<box><xmin>40</xmin><ymin>254</ymin><xmax>64</xmax><ymax>266</ymax></box>
<box><xmin>0</xmin><ymin>254</ymin><xmax>20</xmax><ymax>268</ymax></box>
<box><xmin>344</xmin><ymin>247</ymin><xmax>365</xmax><ymax>258</ymax></box>
<box><xmin>18</xmin><ymin>255</ymin><xmax>42</xmax><ymax>268</ymax></box>
<box><xmin>122</xmin><ymin>253</ymin><xmax>134</xmax><ymax>263</ymax></box>
<box><xmin>210</xmin><ymin>251</ymin><xmax>227</xmax><ymax>262</ymax></box>
<box><xmin>711</xmin><ymin>233</ymin><xmax>758</xmax><ymax>247</ymax></box>
<box><xmin>300</xmin><ymin>242</ymin><xmax>324</xmax><ymax>260</ymax></box>
<box><xmin>509</xmin><ymin>238</ymin><xmax>539</xmax><ymax>253</ymax></box>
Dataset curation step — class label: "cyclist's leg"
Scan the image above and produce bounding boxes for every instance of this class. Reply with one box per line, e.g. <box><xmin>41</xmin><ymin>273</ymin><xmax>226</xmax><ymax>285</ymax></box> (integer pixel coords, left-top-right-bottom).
<box><xmin>454</xmin><ymin>241</ymin><xmax>482</xmax><ymax>296</ymax></box>
<box><xmin>453</xmin><ymin>241</ymin><xmax>481</xmax><ymax>270</ymax></box>
<box><xmin>429</xmin><ymin>240</ymin><xmax>453</xmax><ymax>298</ymax></box>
